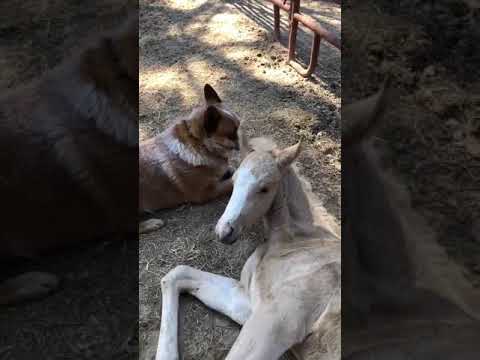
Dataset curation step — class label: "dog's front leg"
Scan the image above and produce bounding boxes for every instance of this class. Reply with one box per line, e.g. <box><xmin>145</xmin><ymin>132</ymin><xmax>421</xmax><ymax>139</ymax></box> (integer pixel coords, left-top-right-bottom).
<box><xmin>139</xmin><ymin>218</ymin><xmax>164</xmax><ymax>234</ymax></box>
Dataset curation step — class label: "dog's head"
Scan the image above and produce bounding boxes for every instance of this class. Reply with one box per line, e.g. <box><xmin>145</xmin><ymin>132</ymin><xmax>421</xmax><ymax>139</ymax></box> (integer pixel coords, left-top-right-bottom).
<box><xmin>190</xmin><ymin>84</ymin><xmax>241</xmax><ymax>156</ymax></box>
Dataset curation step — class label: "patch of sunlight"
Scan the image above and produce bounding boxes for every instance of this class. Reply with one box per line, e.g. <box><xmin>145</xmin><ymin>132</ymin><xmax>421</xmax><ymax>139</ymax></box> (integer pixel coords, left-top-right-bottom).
<box><xmin>140</xmin><ymin>68</ymin><xmax>179</xmax><ymax>91</ymax></box>
<box><xmin>140</xmin><ymin>68</ymin><xmax>196</xmax><ymax>104</ymax></box>
<box><xmin>140</xmin><ymin>59</ymin><xmax>227</xmax><ymax>99</ymax></box>
<box><xmin>163</xmin><ymin>0</ymin><xmax>208</xmax><ymax>11</ymax></box>
<box><xmin>197</xmin><ymin>12</ymin><xmax>253</xmax><ymax>45</ymax></box>
<box><xmin>249</xmin><ymin>65</ymin><xmax>298</xmax><ymax>87</ymax></box>
<box><xmin>185</xmin><ymin>58</ymin><xmax>228</xmax><ymax>84</ymax></box>
<box><xmin>140</xmin><ymin>68</ymin><xmax>196</xmax><ymax>103</ymax></box>
<box><xmin>206</xmin><ymin>44</ymin><xmax>256</xmax><ymax>66</ymax></box>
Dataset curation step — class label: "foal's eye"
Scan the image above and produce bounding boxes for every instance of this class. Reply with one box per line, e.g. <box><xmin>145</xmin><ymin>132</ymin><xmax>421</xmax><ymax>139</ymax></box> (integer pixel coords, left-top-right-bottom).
<box><xmin>258</xmin><ymin>187</ymin><xmax>269</xmax><ymax>194</ymax></box>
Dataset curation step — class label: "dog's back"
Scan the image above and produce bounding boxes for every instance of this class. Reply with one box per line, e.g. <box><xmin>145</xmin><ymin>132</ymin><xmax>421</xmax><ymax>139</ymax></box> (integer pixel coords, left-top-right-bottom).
<box><xmin>139</xmin><ymin>134</ymin><xmax>186</xmax><ymax>211</ymax></box>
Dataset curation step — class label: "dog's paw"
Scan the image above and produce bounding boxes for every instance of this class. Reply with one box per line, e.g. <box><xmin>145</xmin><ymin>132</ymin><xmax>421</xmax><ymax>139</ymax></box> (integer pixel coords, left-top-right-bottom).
<box><xmin>139</xmin><ymin>218</ymin><xmax>165</xmax><ymax>234</ymax></box>
<box><xmin>0</xmin><ymin>272</ymin><xmax>59</xmax><ymax>305</ymax></box>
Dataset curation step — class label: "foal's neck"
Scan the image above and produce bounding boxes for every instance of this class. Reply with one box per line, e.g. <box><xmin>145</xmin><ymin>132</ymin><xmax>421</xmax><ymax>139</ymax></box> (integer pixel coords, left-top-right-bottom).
<box><xmin>264</xmin><ymin>167</ymin><xmax>314</xmax><ymax>241</ymax></box>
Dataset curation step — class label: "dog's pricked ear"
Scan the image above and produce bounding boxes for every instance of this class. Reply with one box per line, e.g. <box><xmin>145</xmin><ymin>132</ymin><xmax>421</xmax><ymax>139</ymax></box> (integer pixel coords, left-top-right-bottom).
<box><xmin>343</xmin><ymin>77</ymin><xmax>392</xmax><ymax>147</ymax></box>
<box><xmin>276</xmin><ymin>141</ymin><xmax>302</xmax><ymax>171</ymax></box>
<box><xmin>204</xmin><ymin>84</ymin><xmax>222</xmax><ymax>104</ymax></box>
<box><xmin>204</xmin><ymin>105</ymin><xmax>221</xmax><ymax>135</ymax></box>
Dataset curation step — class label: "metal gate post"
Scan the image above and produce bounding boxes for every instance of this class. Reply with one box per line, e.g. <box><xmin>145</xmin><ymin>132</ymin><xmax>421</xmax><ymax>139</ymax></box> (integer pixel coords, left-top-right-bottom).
<box><xmin>265</xmin><ymin>0</ymin><xmax>340</xmax><ymax>78</ymax></box>
<box><xmin>270</xmin><ymin>0</ymin><xmax>292</xmax><ymax>41</ymax></box>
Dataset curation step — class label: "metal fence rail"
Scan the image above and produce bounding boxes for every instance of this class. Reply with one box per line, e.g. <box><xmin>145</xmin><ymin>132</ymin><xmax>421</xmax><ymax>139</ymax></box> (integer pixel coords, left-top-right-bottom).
<box><xmin>266</xmin><ymin>0</ymin><xmax>340</xmax><ymax>77</ymax></box>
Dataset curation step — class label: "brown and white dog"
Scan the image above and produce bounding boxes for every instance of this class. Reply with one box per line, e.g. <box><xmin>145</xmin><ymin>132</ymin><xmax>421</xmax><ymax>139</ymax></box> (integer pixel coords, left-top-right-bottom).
<box><xmin>0</xmin><ymin>15</ymin><xmax>138</xmax><ymax>305</ymax></box>
<box><xmin>139</xmin><ymin>85</ymin><xmax>240</xmax><ymax>232</ymax></box>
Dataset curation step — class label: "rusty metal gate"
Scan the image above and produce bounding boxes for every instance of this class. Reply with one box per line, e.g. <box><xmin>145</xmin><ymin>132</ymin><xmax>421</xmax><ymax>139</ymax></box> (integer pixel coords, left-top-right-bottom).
<box><xmin>266</xmin><ymin>0</ymin><xmax>340</xmax><ymax>77</ymax></box>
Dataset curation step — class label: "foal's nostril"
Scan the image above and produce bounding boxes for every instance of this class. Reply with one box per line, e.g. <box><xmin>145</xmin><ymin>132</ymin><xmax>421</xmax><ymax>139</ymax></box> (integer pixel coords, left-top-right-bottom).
<box><xmin>218</xmin><ymin>224</ymin><xmax>236</xmax><ymax>244</ymax></box>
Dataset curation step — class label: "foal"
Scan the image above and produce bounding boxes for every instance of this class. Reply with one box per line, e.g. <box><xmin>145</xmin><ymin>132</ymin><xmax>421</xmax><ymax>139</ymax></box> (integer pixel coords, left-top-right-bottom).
<box><xmin>156</xmin><ymin>138</ymin><xmax>340</xmax><ymax>359</ymax></box>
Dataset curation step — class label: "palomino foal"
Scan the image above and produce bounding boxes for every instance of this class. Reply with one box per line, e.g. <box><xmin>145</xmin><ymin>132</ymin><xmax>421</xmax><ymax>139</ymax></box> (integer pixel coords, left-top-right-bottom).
<box><xmin>156</xmin><ymin>138</ymin><xmax>340</xmax><ymax>360</ymax></box>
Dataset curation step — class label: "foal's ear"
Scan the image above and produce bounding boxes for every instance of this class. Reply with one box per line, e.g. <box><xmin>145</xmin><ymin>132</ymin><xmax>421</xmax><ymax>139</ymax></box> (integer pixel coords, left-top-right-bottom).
<box><xmin>204</xmin><ymin>84</ymin><xmax>222</xmax><ymax>104</ymax></box>
<box><xmin>239</xmin><ymin>127</ymin><xmax>252</xmax><ymax>158</ymax></box>
<box><xmin>276</xmin><ymin>141</ymin><xmax>302</xmax><ymax>171</ymax></box>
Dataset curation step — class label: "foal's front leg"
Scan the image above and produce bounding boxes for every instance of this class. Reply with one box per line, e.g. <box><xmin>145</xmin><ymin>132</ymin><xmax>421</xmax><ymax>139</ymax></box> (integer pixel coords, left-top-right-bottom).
<box><xmin>156</xmin><ymin>265</ymin><xmax>251</xmax><ymax>360</ymax></box>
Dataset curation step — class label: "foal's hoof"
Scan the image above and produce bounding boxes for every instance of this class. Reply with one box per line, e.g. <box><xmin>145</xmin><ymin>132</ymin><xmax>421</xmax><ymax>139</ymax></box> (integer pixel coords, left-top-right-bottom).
<box><xmin>139</xmin><ymin>218</ymin><xmax>165</xmax><ymax>234</ymax></box>
<box><xmin>1</xmin><ymin>272</ymin><xmax>59</xmax><ymax>305</ymax></box>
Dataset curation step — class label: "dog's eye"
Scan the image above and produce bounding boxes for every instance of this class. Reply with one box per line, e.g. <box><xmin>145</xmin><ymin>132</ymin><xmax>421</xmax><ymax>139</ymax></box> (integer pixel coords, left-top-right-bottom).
<box><xmin>258</xmin><ymin>187</ymin><xmax>268</xmax><ymax>194</ymax></box>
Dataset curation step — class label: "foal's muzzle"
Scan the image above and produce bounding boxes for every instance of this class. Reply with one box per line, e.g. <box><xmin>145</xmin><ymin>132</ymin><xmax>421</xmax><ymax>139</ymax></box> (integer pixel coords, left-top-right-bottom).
<box><xmin>216</xmin><ymin>223</ymin><xmax>238</xmax><ymax>245</ymax></box>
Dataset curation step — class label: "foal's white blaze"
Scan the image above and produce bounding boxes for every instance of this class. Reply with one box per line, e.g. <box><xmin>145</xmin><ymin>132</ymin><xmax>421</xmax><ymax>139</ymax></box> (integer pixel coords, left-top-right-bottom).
<box><xmin>216</xmin><ymin>166</ymin><xmax>257</xmax><ymax>239</ymax></box>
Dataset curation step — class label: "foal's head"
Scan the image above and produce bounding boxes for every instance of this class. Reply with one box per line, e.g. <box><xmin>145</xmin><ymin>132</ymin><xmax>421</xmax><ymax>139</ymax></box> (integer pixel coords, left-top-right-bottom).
<box><xmin>215</xmin><ymin>138</ymin><xmax>302</xmax><ymax>244</ymax></box>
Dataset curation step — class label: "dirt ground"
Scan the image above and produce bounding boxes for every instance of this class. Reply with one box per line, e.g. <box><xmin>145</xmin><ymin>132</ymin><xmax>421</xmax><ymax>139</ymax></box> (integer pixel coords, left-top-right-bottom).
<box><xmin>139</xmin><ymin>0</ymin><xmax>341</xmax><ymax>359</ymax></box>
